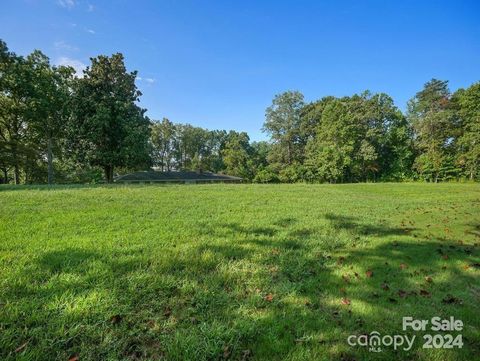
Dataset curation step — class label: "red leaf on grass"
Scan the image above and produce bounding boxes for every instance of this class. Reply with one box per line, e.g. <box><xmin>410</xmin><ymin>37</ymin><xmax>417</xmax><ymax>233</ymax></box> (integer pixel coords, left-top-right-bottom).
<box><xmin>341</xmin><ymin>298</ymin><xmax>351</xmax><ymax>305</ymax></box>
<box><xmin>264</xmin><ymin>293</ymin><xmax>274</xmax><ymax>302</ymax></box>
<box><xmin>365</xmin><ymin>270</ymin><xmax>373</xmax><ymax>278</ymax></box>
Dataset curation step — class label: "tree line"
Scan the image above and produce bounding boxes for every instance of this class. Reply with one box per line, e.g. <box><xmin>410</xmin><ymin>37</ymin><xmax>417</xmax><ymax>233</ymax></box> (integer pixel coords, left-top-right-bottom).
<box><xmin>1</xmin><ymin>39</ymin><xmax>479</xmax><ymax>184</ymax></box>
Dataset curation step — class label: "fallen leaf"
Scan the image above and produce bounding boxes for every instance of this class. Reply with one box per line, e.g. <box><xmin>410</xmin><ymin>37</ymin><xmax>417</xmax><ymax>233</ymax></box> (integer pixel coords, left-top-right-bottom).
<box><xmin>15</xmin><ymin>342</ymin><xmax>28</xmax><ymax>353</ymax></box>
<box><xmin>223</xmin><ymin>346</ymin><xmax>231</xmax><ymax>359</ymax></box>
<box><xmin>68</xmin><ymin>355</ymin><xmax>79</xmax><ymax>361</ymax></box>
<box><xmin>365</xmin><ymin>270</ymin><xmax>373</xmax><ymax>278</ymax></box>
<box><xmin>442</xmin><ymin>254</ymin><xmax>449</xmax><ymax>260</ymax></box>
<box><xmin>163</xmin><ymin>307</ymin><xmax>172</xmax><ymax>317</ymax></box>
<box><xmin>264</xmin><ymin>293</ymin><xmax>274</xmax><ymax>302</ymax></box>
<box><xmin>400</xmin><ymin>263</ymin><xmax>408</xmax><ymax>270</ymax></box>
<box><xmin>341</xmin><ymin>298</ymin><xmax>351</xmax><ymax>305</ymax></box>
<box><xmin>419</xmin><ymin>289</ymin><xmax>431</xmax><ymax>297</ymax></box>
<box><xmin>442</xmin><ymin>295</ymin><xmax>462</xmax><ymax>305</ymax></box>
<box><xmin>110</xmin><ymin>314</ymin><xmax>122</xmax><ymax>324</ymax></box>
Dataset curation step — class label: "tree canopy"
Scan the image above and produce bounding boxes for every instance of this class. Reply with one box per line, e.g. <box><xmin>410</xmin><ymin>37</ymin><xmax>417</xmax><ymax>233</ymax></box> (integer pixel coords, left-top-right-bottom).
<box><xmin>0</xmin><ymin>39</ymin><xmax>479</xmax><ymax>184</ymax></box>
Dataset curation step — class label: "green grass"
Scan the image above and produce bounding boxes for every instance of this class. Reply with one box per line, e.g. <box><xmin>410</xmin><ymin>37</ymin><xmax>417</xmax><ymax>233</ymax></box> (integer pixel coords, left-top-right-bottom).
<box><xmin>1</xmin><ymin>183</ymin><xmax>479</xmax><ymax>361</ymax></box>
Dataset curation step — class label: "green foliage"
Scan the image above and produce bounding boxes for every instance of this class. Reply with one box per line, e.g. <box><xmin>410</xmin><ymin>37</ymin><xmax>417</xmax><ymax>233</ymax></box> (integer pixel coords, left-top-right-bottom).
<box><xmin>407</xmin><ymin>79</ymin><xmax>455</xmax><ymax>182</ymax></box>
<box><xmin>1</xmin><ymin>37</ymin><xmax>479</xmax><ymax>184</ymax></box>
<box><xmin>454</xmin><ymin>82</ymin><xmax>480</xmax><ymax>180</ymax></box>
<box><xmin>70</xmin><ymin>53</ymin><xmax>151</xmax><ymax>182</ymax></box>
<box><xmin>221</xmin><ymin>131</ymin><xmax>253</xmax><ymax>179</ymax></box>
<box><xmin>253</xmin><ymin>167</ymin><xmax>279</xmax><ymax>183</ymax></box>
<box><xmin>264</xmin><ymin>91</ymin><xmax>306</xmax><ymax>166</ymax></box>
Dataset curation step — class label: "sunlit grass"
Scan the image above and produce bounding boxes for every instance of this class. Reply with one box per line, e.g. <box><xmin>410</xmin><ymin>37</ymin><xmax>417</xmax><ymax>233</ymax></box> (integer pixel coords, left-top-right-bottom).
<box><xmin>0</xmin><ymin>183</ymin><xmax>479</xmax><ymax>360</ymax></box>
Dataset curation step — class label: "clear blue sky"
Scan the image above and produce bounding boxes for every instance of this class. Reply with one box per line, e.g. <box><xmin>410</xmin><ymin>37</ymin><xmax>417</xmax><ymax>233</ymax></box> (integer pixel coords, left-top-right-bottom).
<box><xmin>1</xmin><ymin>1</ymin><xmax>479</xmax><ymax>140</ymax></box>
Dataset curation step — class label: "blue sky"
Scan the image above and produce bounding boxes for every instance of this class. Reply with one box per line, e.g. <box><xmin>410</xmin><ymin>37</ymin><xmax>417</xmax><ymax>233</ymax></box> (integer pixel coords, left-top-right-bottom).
<box><xmin>1</xmin><ymin>1</ymin><xmax>479</xmax><ymax>140</ymax></box>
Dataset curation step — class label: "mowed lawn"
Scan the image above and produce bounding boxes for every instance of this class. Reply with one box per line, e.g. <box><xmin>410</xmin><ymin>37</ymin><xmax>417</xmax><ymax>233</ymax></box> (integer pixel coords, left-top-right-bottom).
<box><xmin>0</xmin><ymin>183</ymin><xmax>479</xmax><ymax>361</ymax></box>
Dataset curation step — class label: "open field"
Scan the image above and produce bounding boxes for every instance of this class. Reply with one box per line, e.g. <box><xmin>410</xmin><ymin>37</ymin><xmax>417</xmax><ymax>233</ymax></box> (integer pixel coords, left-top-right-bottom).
<box><xmin>1</xmin><ymin>183</ymin><xmax>479</xmax><ymax>360</ymax></box>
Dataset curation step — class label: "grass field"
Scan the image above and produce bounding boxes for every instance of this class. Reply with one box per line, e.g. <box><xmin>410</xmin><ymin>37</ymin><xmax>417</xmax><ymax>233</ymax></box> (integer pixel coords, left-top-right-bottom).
<box><xmin>1</xmin><ymin>183</ymin><xmax>479</xmax><ymax>361</ymax></box>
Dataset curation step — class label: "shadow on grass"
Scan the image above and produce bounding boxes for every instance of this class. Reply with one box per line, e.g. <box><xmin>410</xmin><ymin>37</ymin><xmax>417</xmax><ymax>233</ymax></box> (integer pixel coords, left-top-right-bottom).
<box><xmin>2</xmin><ymin>215</ymin><xmax>480</xmax><ymax>360</ymax></box>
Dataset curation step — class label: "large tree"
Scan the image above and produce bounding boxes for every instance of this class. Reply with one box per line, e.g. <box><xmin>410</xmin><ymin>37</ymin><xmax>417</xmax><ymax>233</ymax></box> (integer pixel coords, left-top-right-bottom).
<box><xmin>27</xmin><ymin>50</ymin><xmax>74</xmax><ymax>184</ymax></box>
<box><xmin>454</xmin><ymin>82</ymin><xmax>480</xmax><ymax>180</ymax></box>
<box><xmin>71</xmin><ymin>53</ymin><xmax>150</xmax><ymax>183</ymax></box>
<box><xmin>221</xmin><ymin>131</ymin><xmax>253</xmax><ymax>179</ymax></box>
<box><xmin>151</xmin><ymin>118</ymin><xmax>176</xmax><ymax>171</ymax></box>
<box><xmin>0</xmin><ymin>40</ymin><xmax>35</xmax><ymax>184</ymax></box>
<box><xmin>263</xmin><ymin>91</ymin><xmax>305</xmax><ymax>166</ymax></box>
<box><xmin>407</xmin><ymin>79</ymin><xmax>455</xmax><ymax>182</ymax></box>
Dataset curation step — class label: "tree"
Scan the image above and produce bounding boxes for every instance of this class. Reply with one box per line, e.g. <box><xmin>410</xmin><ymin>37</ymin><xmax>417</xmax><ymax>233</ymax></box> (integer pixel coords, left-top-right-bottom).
<box><xmin>71</xmin><ymin>53</ymin><xmax>150</xmax><ymax>183</ymax></box>
<box><xmin>263</xmin><ymin>91</ymin><xmax>305</xmax><ymax>166</ymax></box>
<box><xmin>305</xmin><ymin>99</ymin><xmax>354</xmax><ymax>182</ymax></box>
<box><xmin>407</xmin><ymin>79</ymin><xmax>455</xmax><ymax>182</ymax></box>
<box><xmin>0</xmin><ymin>40</ymin><xmax>34</xmax><ymax>184</ymax></box>
<box><xmin>221</xmin><ymin>131</ymin><xmax>252</xmax><ymax>179</ymax></box>
<box><xmin>452</xmin><ymin>83</ymin><xmax>480</xmax><ymax>180</ymax></box>
<box><xmin>151</xmin><ymin>118</ymin><xmax>175</xmax><ymax>171</ymax></box>
<box><xmin>27</xmin><ymin>51</ymin><xmax>74</xmax><ymax>184</ymax></box>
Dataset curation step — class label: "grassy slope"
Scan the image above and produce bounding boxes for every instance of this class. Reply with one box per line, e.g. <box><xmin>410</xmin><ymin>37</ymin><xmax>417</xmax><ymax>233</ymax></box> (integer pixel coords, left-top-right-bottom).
<box><xmin>0</xmin><ymin>183</ymin><xmax>479</xmax><ymax>361</ymax></box>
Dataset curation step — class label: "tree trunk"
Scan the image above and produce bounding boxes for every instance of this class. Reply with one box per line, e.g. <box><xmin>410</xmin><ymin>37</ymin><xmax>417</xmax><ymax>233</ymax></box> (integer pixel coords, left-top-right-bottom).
<box><xmin>12</xmin><ymin>143</ymin><xmax>20</xmax><ymax>184</ymax></box>
<box><xmin>14</xmin><ymin>164</ymin><xmax>20</xmax><ymax>185</ymax></box>
<box><xmin>47</xmin><ymin>137</ymin><xmax>54</xmax><ymax>185</ymax></box>
<box><xmin>104</xmin><ymin>165</ymin><xmax>114</xmax><ymax>183</ymax></box>
<box><xmin>1</xmin><ymin>168</ymin><xmax>7</xmax><ymax>184</ymax></box>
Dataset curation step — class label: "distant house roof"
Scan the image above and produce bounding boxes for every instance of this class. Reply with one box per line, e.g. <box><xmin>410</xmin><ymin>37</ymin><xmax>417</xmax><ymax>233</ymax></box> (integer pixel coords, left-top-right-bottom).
<box><xmin>115</xmin><ymin>171</ymin><xmax>242</xmax><ymax>183</ymax></box>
